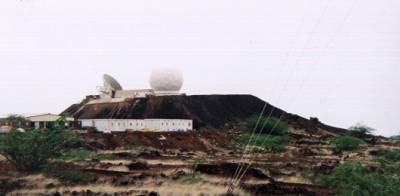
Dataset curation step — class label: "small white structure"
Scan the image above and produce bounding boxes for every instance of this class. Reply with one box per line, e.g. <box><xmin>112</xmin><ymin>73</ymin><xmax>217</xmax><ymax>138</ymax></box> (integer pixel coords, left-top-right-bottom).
<box><xmin>80</xmin><ymin>119</ymin><xmax>193</xmax><ymax>132</ymax></box>
<box><xmin>114</xmin><ymin>89</ymin><xmax>154</xmax><ymax>99</ymax></box>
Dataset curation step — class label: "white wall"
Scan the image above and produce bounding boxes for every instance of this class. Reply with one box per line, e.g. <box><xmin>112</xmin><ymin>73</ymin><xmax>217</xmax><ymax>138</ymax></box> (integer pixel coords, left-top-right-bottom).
<box><xmin>81</xmin><ymin>120</ymin><xmax>94</xmax><ymax>127</ymax></box>
<box><xmin>80</xmin><ymin>119</ymin><xmax>193</xmax><ymax>132</ymax></box>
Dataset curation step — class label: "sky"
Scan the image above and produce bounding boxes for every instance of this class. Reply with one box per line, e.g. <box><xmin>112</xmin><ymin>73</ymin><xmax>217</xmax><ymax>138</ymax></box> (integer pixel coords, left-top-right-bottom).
<box><xmin>0</xmin><ymin>0</ymin><xmax>399</xmax><ymax>136</ymax></box>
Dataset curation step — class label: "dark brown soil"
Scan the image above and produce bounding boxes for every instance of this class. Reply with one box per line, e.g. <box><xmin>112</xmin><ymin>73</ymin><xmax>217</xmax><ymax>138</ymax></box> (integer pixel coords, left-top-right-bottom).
<box><xmin>80</xmin><ymin>130</ymin><xmax>234</xmax><ymax>151</ymax></box>
<box><xmin>242</xmin><ymin>182</ymin><xmax>332</xmax><ymax>196</ymax></box>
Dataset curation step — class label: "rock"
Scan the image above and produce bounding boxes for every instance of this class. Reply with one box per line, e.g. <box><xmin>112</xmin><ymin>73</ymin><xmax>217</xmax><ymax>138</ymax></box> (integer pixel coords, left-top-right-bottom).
<box><xmin>171</xmin><ymin>170</ymin><xmax>186</xmax><ymax>180</ymax></box>
<box><xmin>113</xmin><ymin>175</ymin><xmax>135</xmax><ymax>186</ymax></box>
<box><xmin>138</xmin><ymin>151</ymin><xmax>161</xmax><ymax>159</ymax></box>
<box><xmin>45</xmin><ymin>183</ymin><xmax>57</xmax><ymax>189</ymax></box>
<box><xmin>149</xmin><ymin>192</ymin><xmax>160</xmax><ymax>196</ymax></box>
<box><xmin>128</xmin><ymin>162</ymin><xmax>149</xmax><ymax>170</ymax></box>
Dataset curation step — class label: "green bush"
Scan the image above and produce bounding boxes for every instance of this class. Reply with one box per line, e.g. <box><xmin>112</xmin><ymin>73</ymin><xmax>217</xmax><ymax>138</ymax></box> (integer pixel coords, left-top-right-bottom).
<box><xmin>63</xmin><ymin>148</ymin><xmax>116</xmax><ymax>161</ymax></box>
<box><xmin>53</xmin><ymin>170</ymin><xmax>93</xmax><ymax>183</ymax></box>
<box><xmin>124</xmin><ymin>144</ymin><xmax>157</xmax><ymax>152</ymax></box>
<box><xmin>348</xmin><ymin>123</ymin><xmax>374</xmax><ymax>139</ymax></box>
<box><xmin>379</xmin><ymin>149</ymin><xmax>400</xmax><ymax>162</ymax></box>
<box><xmin>246</xmin><ymin>115</ymin><xmax>289</xmax><ymax>136</ymax></box>
<box><xmin>45</xmin><ymin>165</ymin><xmax>95</xmax><ymax>183</ymax></box>
<box><xmin>329</xmin><ymin>136</ymin><xmax>365</xmax><ymax>153</ymax></box>
<box><xmin>174</xmin><ymin>172</ymin><xmax>204</xmax><ymax>184</ymax></box>
<box><xmin>6</xmin><ymin>115</ymin><xmax>28</xmax><ymax>128</ymax></box>
<box><xmin>237</xmin><ymin>133</ymin><xmax>290</xmax><ymax>152</ymax></box>
<box><xmin>0</xmin><ymin>117</ymin><xmax>76</xmax><ymax>172</ymax></box>
<box><xmin>316</xmin><ymin>162</ymin><xmax>400</xmax><ymax>196</ymax></box>
<box><xmin>63</xmin><ymin>148</ymin><xmax>95</xmax><ymax>161</ymax></box>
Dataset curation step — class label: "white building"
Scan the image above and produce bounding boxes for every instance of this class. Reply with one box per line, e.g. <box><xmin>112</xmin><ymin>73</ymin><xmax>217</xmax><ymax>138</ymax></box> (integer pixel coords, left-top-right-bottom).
<box><xmin>26</xmin><ymin>114</ymin><xmax>74</xmax><ymax>129</ymax></box>
<box><xmin>80</xmin><ymin>119</ymin><xmax>193</xmax><ymax>132</ymax></box>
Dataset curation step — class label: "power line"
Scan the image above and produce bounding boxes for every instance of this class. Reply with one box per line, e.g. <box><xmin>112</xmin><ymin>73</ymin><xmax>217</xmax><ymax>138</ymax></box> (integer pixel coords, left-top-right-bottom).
<box><xmin>232</xmin><ymin>0</ymin><xmax>357</xmax><ymax>190</ymax></box>
<box><xmin>227</xmin><ymin>0</ymin><xmax>318</xmax><ymax>193</ymax></box>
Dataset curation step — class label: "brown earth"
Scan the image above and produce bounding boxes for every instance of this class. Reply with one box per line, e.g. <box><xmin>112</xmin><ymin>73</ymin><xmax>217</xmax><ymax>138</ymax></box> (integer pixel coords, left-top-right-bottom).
<box><xmin>1</xmin><ymin>128</ymin><xmax>396</xmax><ymax>195</ymax></box>
<box><xmin>80</xmin><ymin>130</ymin><xmax>234</xmax><ymax>151</ymax></box>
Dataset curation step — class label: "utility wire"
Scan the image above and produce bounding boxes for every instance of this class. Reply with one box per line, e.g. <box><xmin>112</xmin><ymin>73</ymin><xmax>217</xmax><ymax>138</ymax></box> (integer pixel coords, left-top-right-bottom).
<box><xmin>229</xmin><ymin>0</ymin><xmax>333</xmax><ymax>192</ymax></box>
<box><xmin>232</xmin><ymin>0</ymin><xmax>357</xmax><ymax>190</ymax></box>
<box><xmin>227</xmin><ymin>0</ymin><xmax>315</xmax><ymax>193</ymax></box>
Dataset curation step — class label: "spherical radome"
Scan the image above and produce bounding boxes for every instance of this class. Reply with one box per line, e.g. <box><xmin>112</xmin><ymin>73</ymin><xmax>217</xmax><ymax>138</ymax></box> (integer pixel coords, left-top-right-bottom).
<box><xmin>150</xmin><ymin>67</ymin><xmax>183</xmax><ymax>93</ymax></box>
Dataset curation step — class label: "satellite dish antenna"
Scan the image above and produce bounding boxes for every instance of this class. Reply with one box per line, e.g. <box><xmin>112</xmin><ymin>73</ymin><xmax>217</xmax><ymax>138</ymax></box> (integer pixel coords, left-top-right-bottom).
<box><xmin>103</xmin><ymin>74</ymin><xmax>123</xmax><ymax>91</ymax></box>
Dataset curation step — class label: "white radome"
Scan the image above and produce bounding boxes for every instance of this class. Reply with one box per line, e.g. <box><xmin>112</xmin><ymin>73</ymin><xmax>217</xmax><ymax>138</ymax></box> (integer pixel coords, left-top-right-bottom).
<box><xmin>150</xmin><ymin>67</ymin><xmax>183</xmax><ymax>95</ymax></box>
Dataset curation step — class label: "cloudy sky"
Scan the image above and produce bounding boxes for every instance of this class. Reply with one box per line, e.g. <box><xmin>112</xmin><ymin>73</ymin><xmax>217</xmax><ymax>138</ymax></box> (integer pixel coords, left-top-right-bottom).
<box><xmin>0</xmin><ymin>0</ymin><xmax>399</xmax><ymax>136</ymax></box>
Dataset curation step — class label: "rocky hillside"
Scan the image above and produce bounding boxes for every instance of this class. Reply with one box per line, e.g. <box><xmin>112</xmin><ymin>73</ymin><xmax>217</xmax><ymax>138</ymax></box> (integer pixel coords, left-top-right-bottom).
<box><xmin>63</xmin><ymin>94</ymin><xmax>346</xmax><ymax>133</ymax></box>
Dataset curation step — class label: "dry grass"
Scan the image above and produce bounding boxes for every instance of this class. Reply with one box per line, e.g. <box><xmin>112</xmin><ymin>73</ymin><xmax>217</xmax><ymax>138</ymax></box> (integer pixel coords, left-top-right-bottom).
<box><xmin>10</xmin><ymin>177</ymin><xmax>251</xmax><ymax>196</ymax></box>
<box><xmin>0</xmin><ymin>154</ymin><xmax>6</xmax><ymax>161</ymax></box>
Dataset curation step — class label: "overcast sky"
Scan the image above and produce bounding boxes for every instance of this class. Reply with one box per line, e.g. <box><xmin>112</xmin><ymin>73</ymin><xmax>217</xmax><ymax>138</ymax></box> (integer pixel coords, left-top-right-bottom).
<box><xmin>0</xmin><ymin>0</ymin><xmax>399</xmax><ymax>136</ymax></box>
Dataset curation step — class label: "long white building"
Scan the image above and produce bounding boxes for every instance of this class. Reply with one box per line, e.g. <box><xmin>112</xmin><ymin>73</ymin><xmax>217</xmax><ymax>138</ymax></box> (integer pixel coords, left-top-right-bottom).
<box><xmin>80</xmin><ymin>119</ymin><xmax>193</xmax><ymax>132</ymax></box>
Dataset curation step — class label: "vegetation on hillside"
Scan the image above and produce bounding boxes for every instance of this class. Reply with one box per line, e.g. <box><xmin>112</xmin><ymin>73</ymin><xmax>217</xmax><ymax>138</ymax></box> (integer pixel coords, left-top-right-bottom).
<box><xmin>237</xmin><ymin>133</ymin><xmax>290</xmax><ymax>152</ymax></box>
<box><xmin>348</xmin><ymin>123</ymin><xmax>375</xmax><ymax>139</ymax></box>
<box><xmin>377</xmin><ymin>149</ymin><xmax>400</xmax><ymax>162</ymax></box>
<box><xmin>0</xmin><ymin>116</ymin><xmax>77</xmax><ymax>171</ymax></box>
<box><xmin>328</xmin><ymin>135</ymin><xmax>365</xmax><ymax>153</ymax></box>
<box><xmin>62</xmin><ymin>148</ymin><xmax>116</xmax><ymax>161</ymax></box>
<box><xmin>44</xmin><ymin>165</ymin><xmax>95</xmax><ymax>184</ymax></box>
<box><xmin>316</xmin><ymin>161</ymin><xmax>400</xmax><ymax>196</ymax></box>
<box><xmin>246</xmin><ymin>115</ymin><xmax>290</xmax><ymax>136</ymax></box>
<box><xmin>315</xmin><ymin>148</ymin><xmax>400</xmax><ymax>196</ymax></box>
<box><xmin>237</xmin><ymin>115</ymin><xmax>291</xmax><ymax>152</ymax></box>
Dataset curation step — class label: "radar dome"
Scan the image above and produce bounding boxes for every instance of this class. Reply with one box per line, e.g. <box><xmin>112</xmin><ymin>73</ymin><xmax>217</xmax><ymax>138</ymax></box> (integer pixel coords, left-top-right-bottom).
<box><xmin>150</xmin><ymin>67</ymin><xmax>183</xmax><ymax>95</ymax></box>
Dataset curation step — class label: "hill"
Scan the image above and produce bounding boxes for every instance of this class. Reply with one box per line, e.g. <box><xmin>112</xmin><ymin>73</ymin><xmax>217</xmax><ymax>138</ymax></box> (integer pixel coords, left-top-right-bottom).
<box><xmin>63</xmin><ymin>94</ymin><xmax>346</xmax><ymax>134</ymax></box>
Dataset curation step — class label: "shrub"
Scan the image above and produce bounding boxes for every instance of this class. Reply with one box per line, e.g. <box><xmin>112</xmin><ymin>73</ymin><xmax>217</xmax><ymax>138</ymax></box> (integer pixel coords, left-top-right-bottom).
<box><xmin>379</xmin><ymin>149</ymin><xmax>400</xmax><ymax>162</ymax></box>
<box><xmin>45</xmin><ymin>165</ymin><xmax>95</xmax><ymax>183</ymax></box>
<box><xmin>63</xmin><ymin>148</ymin><xmax>95</xmax><ymax>161</ymax></box>
<box><xmin>63</xmin><ymin>148</ymin><xmax>116</xmax><ymax>161</ymax></box>
<box><xmin>0</xmin><ymin>117</ymin><xmax>76</xmax><ymax>172</ymax></box>
<box><xmin>329</xmin><ymin>136</ymin><xmax>365</xmax><ymax>153</ymax></box>
<box><xmin>237</xmin><ymin>133</ymin><xmax>290</xmax><ymax>152</ymax></box>
<box><xmin>174</xmin><ymin>172</ymin><xmax>204</xmax><ymax>184</ymax></box>
<box><xmin>316</xmin><ymin>162</ymin><xmax>400</xmax><ymax>196</ymax></box>
<box><xmin>246</xmin><ymin>115</ymin><xmax>289</xmax><ymax>136</ymax></box>
<box><xmin>348</xmin><ymin>123</ymin><xmax>374</xmax><ymax>139</ymax></box>
<box><xmin>124</xmin><ymin>144</ymin><xmax>157</xmax><ymax>152</ymax></box>
<box><xmin>6</xmin><ymin>115</ymin><xmax>27</xmax><ymax>128</ymax></box>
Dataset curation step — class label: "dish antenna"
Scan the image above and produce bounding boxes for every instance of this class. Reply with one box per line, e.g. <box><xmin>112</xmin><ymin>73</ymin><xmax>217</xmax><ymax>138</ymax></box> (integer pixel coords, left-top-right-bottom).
<box><xmin>103</xmin><ymin>74</ymin><xmax>123</xmax><ymax>91</ymax></box>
